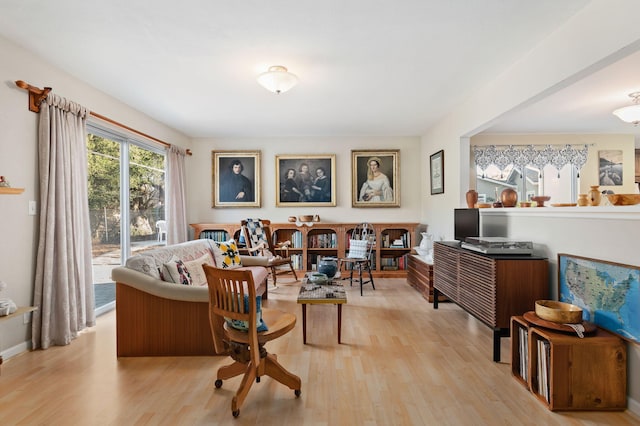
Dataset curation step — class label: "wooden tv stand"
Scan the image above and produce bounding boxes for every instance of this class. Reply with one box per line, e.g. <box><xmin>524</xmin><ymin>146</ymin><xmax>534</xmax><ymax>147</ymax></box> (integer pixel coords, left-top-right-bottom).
<box><xmin>433</xmin><ymin>241</ymin><xmax>549</xmax><ymax>362</ymax></box>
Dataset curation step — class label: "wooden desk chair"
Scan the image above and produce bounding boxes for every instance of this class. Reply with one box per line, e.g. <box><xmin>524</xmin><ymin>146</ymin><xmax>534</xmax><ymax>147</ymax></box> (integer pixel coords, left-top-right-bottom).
<box><xmin>241</xmin><ymin>219</ymin><xmax>298</xmax><ymax>286</ymax></box>
<box><xmin>204</xmin><ymin>265</ymin><xmax>301</xmax><ymax>418</ymax></box>
<box><xmin>338</xmin><ymin>222</ymin><xmax>376</xmax><ymax>295</ymax></box>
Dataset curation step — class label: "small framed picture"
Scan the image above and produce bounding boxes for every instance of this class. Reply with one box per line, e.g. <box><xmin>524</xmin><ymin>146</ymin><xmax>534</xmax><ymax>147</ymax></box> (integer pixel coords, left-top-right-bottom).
<box><xmin>598</xmin><ymin>149</ymin><xmax>623</xmax><ymax>186</ymax></box>
<box><xmin>275</xmin><ymin>154</ymin><xmax>336</xmax><ymax>207</ymax></box>
<box><xmin>351</xmin><ymin>150</ymin><xmax>399</xmax><ymax>207</ymax></box>
<box><xmin>212</xmin><ymin>151</ymin><xmax>261</xmax><ymax>208</ymax></box>
<box><xmin>430</xmin><ymin>150</ymin><xmax>444</xmax><ymax>195</ymax></box>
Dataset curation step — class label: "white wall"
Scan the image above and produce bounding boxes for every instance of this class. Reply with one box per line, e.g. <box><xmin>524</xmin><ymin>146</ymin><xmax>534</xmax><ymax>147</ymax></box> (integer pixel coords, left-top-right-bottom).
<box><xmin>0</xmin><ymin>35</ymin><xmax>190</xmax><ymax>355</ymax></box>
<box><xmin>421</xmin><ymin>1</ymin><xmax>640</xmax><ymax>413</ymax></box>
<box><xmin>186</xmin><ymin>136</ymin><xmax>422</xmax><ymax>232</ymax></box>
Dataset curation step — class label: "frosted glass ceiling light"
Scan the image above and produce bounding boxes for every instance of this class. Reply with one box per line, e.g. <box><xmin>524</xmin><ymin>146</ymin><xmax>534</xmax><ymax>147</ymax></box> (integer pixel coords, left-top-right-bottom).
<box><xmin>612</xmin><ymin>92</ymin><xmax>640</xmax><ymax>125</ymax></box>
<box><xmin>257</xmin><ymin>65</ymin><xmax>298</xmax><ymax>94</ymax></box>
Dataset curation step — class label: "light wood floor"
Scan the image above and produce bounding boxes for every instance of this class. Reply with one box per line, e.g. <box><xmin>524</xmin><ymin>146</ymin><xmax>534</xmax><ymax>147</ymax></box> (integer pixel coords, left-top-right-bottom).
<box><xmin>1</xmin><ymin>278</ymin><xmax>639</xmax><ymax>426</ymax></box>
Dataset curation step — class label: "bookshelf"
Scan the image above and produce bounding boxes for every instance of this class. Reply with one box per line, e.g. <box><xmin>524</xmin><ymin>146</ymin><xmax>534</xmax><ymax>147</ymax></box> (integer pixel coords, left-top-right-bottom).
<box><xmin>511</xmin><ymin>316</ymin><xmax>627</xmax><ymax>411</ymax></box>
<box><xmin>190</xmin><ymin>222</ymin><xmax>417</xmax><ymax>277</ymax></box>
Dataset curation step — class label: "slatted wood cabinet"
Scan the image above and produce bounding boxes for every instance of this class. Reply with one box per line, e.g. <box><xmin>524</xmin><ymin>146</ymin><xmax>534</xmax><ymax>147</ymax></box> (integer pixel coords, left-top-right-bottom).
<box><xmin>433</xmin><ymin>241</ymin><xmax>549</xmax><ymax>362</ymax></box>
<box><xmin>511</xmin><ymin>316</ymin><xmax>627</xmax><ymax>411</ymax></box>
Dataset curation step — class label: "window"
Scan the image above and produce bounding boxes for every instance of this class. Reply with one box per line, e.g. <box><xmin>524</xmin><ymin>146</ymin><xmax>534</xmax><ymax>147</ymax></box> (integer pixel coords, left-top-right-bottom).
<box><xmin>87</xmin><ymin>123</ymin><xmax>166</xmax><ymax>313</ymax></box>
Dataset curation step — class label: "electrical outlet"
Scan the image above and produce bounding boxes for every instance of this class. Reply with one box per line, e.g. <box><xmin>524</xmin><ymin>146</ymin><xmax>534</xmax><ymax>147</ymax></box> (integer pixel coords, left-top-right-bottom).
<box><xmin>23</xmin><ymin>312</ymin><xmax>31</xmax><ymax>324</ymax></box>
<box><xmin>28</xmin><ymin>200</ymin><xmax>37</xmax><ymax>216</ymax></box>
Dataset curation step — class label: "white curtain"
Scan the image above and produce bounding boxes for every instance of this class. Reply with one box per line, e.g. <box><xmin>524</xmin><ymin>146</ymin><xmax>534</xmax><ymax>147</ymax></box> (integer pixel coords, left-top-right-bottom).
<box><xmin>166</xmin><ymin>145</ymin><xmax>188</xmax><ymax>244</ymax></box>
<box><xmin>32</xmin><ymin>94</ymin><xmax>95</xmax><ymax>350</ymax></box>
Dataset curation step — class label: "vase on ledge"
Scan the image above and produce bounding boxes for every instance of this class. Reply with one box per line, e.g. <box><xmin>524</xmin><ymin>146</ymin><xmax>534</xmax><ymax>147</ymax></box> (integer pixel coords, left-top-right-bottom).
<box><xmin>588</xmin><ymin>185</ymin><xmax>601</xmax><ymax>206</ymax></box>
<box><xmin>465</xmin><ymin>189</ymin><xmax>478</xmax><ymax>208</ymax></box>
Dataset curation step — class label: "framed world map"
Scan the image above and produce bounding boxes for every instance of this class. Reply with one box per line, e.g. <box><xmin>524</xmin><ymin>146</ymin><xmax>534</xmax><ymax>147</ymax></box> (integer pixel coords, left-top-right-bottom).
<box><xmin>558</xmin><ymin>253</ymin><xmax>639</xmax><ymax>344</ymax></box>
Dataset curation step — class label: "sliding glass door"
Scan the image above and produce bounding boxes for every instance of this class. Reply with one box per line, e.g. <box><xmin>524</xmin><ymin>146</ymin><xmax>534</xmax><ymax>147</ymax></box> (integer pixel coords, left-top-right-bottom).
<box><xmin>87</xmin><ymin>124</ymin><xmax>166</xmax><ymax>314</ymax></box>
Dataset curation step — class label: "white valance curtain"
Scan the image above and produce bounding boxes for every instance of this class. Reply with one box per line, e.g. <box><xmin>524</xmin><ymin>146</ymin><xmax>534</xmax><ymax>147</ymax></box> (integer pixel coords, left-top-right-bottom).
<box><xmin>166</xmin><ymin>145</ymin><xmax>188</xmax><ymax>244</ymax></box>
<box><xmin>472</xmin><ymin>144</ymin><xmax>589</xmax><ymax>178</ymax></box>
<box><xmin>32</xmin><ymin>94</ymin><xmax>95</xmax><ymax>349</ymax></box>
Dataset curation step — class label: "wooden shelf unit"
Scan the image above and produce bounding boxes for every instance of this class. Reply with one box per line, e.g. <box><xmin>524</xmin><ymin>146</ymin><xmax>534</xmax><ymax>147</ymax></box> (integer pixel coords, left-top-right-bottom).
<box><xmin>190</xmin><ymin>222</ymin><xmax>417</xmax><ymax>277</ymax></box>
<box><xmin>0</xmin><ymin>187</ymin><xmax>25</xmax><ymax>195</ymax></box>
<box><xmin>511</xmin><ymin>316</ymin><xmax>627</xmax><ymax>411</ymax></box>
<box><xmin>433</xmin><ymin>241</ymin><xmax>549</xmax><ymax>362</ymax></box>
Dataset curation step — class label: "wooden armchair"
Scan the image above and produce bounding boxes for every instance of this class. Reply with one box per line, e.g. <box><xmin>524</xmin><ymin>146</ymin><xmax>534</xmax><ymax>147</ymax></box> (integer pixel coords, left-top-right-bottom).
<box><xmin>241</xmin><ymin>219</ymin><xmax>298</xmax><ymax>286</ymax></box>
<box><xmin>204</xmin><ymin>265</ymin><xmax>301</xmax><ymax>418</ymax></box>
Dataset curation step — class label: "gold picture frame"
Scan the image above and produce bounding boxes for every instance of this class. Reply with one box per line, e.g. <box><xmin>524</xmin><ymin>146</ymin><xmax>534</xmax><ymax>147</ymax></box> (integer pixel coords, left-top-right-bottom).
<box><xmin>352</xmin><ymin>149</ymin><xmax>399</xmax><ymax>207</ymax></box>
<box><xmin>275</xmin><ymin>154</ymin><xmax>336</xmax><ymax>207</ymax></box>
<box><xmin>212</xmin><ymin>150</ymin><xmax>261</xmax><ymax>208</ymax></box>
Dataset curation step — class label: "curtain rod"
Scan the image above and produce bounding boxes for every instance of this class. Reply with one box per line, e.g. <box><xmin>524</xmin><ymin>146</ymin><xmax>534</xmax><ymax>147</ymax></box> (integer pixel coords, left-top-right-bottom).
<box><xmin>15</xmin><ymin>80</ymin><xmax>192</xmax><ymax>156</ymax></box>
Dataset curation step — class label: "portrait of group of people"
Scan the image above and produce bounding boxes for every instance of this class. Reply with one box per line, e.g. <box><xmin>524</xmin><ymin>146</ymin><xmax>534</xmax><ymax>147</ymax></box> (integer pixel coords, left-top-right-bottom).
<box><xmin>212</xmin><ymin>150</ymin><xmax>398</xmax><ymax>208</ymax></box>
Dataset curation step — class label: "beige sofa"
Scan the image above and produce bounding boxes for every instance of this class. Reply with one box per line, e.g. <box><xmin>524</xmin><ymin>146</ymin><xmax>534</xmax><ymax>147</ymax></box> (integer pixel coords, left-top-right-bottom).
<box><xmin>111</xmin><ymin>239</ymin><xmax>269</xmax><ymax>357</ymax></box>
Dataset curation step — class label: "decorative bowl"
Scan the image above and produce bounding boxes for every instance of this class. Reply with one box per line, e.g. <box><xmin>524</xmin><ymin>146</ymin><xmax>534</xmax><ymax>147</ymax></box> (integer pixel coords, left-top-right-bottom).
<box><xmin>535</xmin><ymin>300</ymin><xmax>583</xmax><ymax>324</ymax></box>
<box><xmin>531</xmin><ymin>195</ymin><xmax>551</xmax><ymax>207</ymax></box>
<box><xmin>288</xmin><ymin>216</ymin><xmax>297</xmax><ymax>222</ymax></box>
<box><xmin>519</xmin><ymin>201</ymin><xmax>532</xmax><ymax>208</ymax></box>
<box><xmin>299</xmin><ymin>215</ymin><xmax>314</xmax><ymax>222</ymax></box>
<box><xmin>475</xmin><ymin>203</ymin><xmax>491</xmax><ymax>208</ymax></box>
<box><xmin>308</xmin><ymin>272</ymin><xmax>329</xmax><ymax>284</ymax></box>
<box><xmin>606</xmin><ymin>194</ymin><xmax>640</xmax><ymax>206</ymax></box>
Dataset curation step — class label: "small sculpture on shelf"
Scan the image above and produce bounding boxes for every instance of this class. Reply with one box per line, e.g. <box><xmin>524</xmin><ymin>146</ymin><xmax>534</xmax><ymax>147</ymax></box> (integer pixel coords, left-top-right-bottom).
<box><xmin>0</xmin><ymin>176</ymin><xmax>10</xmax><ymax>187</ymax></box>
<box><xmin>0</xmin><ymin>280</ymin><xmax>17</xmax><ymax>316</ymax></box>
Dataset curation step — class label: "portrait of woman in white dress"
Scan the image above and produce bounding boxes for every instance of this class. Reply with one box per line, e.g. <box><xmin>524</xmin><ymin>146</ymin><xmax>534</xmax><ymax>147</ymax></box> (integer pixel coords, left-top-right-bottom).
<box><xmin>352</xmin><ymin>150</ymin><xmax>399</xmax><ymax>207</ymax></box>
<box><xmin>359</xmin><ymin>157</ymin><xmax>393</xmax><ymax>202</ymax></box>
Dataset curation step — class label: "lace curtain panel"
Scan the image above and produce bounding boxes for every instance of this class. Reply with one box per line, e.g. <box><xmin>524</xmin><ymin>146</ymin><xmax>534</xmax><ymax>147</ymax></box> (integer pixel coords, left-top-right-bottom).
<box><xmin>472</xmin><ymin>144</ymin><xmax>589</xmax><ymax>178</ymax></box>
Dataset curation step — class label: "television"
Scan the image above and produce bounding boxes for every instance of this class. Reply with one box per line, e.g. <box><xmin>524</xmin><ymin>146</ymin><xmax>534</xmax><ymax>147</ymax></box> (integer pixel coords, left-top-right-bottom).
<box><xmin>454</xmin><ymin>208</ymin><xmax>480</xmax><ymax>242</ymax></box>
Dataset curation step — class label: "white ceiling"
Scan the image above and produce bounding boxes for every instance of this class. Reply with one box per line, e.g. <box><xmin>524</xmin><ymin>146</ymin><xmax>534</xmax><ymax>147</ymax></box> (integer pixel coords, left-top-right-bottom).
<box><xmin>3</xmin><ymin>0</ymin><xmax>628</xmax><ymax>139</ymax></box>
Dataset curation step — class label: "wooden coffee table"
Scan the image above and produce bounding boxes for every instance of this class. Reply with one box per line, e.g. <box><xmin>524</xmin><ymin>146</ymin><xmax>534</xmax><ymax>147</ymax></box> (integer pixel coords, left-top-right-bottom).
<box><xmin>297</xmin><ymin>274</ymin><xmax>347</xmax><ymax>344</ymax></box>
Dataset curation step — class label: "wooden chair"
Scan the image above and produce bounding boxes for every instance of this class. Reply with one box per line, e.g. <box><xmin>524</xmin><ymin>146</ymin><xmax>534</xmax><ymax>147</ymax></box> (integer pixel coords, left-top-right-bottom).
<box><xmin>241</xmin><ymin>219</ymin><xmax>298</xmax><ymax>286</ymax></box>
<box><xmin>338</xmin><ymin>222</ymin><xmax>376</xmax><ymax>295</ymax></box>
<box><xmin>204</xmin><ymin>265</ymin><xmax>302</xmax><ymax>418</ymax></box>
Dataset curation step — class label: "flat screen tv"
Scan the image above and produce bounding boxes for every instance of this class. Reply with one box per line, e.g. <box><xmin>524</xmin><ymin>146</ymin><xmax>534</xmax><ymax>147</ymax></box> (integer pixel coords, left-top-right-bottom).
<box><xmin>454</xmin><ymin>208</ymin><xmax>480</xmax><ymax>242</ymax></box>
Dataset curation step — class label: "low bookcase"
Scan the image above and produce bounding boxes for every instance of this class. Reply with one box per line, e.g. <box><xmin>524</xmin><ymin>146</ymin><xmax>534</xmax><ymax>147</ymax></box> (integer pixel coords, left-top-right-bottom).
<box><xmin>511</xmin><ymin>316</ymin><xmax>627</xmax><ymax>411</ymax></box>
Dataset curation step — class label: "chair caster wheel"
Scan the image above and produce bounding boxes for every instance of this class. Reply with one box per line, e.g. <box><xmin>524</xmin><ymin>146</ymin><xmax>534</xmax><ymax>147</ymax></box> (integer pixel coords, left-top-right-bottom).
<box><xmin>295</xmin><ymin>389</ymin><xmax>301</xmax><ymax>397</ymax></box>
<box><xmin>233</xmin><ymin>409</ymin><xmax>240</xmax><ymax>418</ymax></box>
<box><xmin>215</xmin><ymin>379</ymin><xmax>223</xmax><ymax>388</ymax></box>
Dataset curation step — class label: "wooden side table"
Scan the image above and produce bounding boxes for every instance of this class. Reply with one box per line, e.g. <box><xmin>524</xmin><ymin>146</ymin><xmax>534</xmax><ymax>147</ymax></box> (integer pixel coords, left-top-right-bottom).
<box><xmin>297</xmin><ymin>275</ymin><xmax>347</xmax><ymax>344</ymax></box>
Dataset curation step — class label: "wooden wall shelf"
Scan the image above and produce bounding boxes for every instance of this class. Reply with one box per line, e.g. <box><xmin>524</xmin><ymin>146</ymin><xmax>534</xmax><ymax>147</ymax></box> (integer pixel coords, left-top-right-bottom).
<box><xmin>190</xmin><ymin>222</ymin><xmax>418</xmax><ymax>278</ymax></box>
<box><xmin>0</xmin><ymin>187</ymin><xmax>25</xmax><ymax>195</ymax></box>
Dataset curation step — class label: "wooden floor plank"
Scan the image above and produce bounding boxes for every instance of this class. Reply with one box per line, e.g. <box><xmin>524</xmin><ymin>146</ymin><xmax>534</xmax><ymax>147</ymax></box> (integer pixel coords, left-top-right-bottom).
<box><xmin>0</xmin><ymin>278</ymin><xmax>638</xmax><ymax>425</ymax></box>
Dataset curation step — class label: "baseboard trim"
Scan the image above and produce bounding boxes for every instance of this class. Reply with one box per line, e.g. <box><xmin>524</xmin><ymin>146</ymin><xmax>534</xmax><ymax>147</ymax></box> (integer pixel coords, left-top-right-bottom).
<box><xmin>628</xmin><ymin>396</ymin><xmax>640</xmax><ymax>417</ymax></box>
<box><xmin>0</xmin><ymin>340</ymin><xmax>32</xmax><ymax>361</ymax></box>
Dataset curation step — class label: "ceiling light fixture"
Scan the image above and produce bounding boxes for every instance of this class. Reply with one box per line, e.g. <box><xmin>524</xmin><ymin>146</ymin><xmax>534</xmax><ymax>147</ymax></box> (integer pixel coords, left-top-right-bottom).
<box><xmin>612</xmin><ymin>92</ymin><xmax>640</xmax><ymax>125</ymax></box>
<box><xmin>257</xmin><ymin>65</ymin><xmax>298</xmax><ymax>94</ymax></box>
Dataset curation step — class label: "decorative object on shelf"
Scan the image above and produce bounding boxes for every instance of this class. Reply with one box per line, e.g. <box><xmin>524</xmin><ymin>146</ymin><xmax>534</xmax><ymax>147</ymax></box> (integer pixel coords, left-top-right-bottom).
<box><xmin>212</xmin><ymin>150</ymin><xmax>261</xmax><ymax>208</ymax></box>
<box><xmin>429</xmin><ymin>150</ymin><xmax>444</xmax><ymax>195</ymax></box>
<box><xmin>419</xmin><ymin>232</ymin><xmax>433</xmax><ymax>253</ymax></box>
<box><xmin>534</xmin><ymin>300</ymin><xmax>583</xmax><ymax>324</ymax></box>
<box><xmin>519</xmin><ymin>201</ymin><xmax>531</xmax><ymax>208</ymax></box>
<box><xmin>288</xmin><ymin>216</ymin><xmax>297</xmax><ymax>222</ymax></box>
<box><xmin>606</xmin><ymin>193</ymin><xmax>640</xmax><ymax>205</ymax></box>
<box><xmin>612</xmin><ymin>91</ymin><xmax>640</xmax><ymax>125</ymax></box>
<box><xmin>0</xmin><ymin>176</ymin><xmax>10</xmax><ymax>187</ymax></box>
<box><xmin>465</xmin><ymin>189</ymin><xmax>478</xmax><ymax>208</ymax></box>
<box><xmin>500</xmin><ymin>188</ymin><xmax>518</xmax><ymax>207</ymax></box>
<box><xmin>476</xmin><ymin>202</ymin><xmax>491</xmax><ymax>208</ymax></box>
<box><xmin>531</xmin><ymin>195</ymin><xmax>550</xmax><ymax>207</ymax></box>
<box><xmin>351</xmin><ymin>149</ymin><xmax>400</xmax><ymax>207</ymax></box>
<box><xmin>577</xmin><ymin>194</ymin><xmax>589</xmax><ymax>206</ymax></box>
<box><xmin>0</xmin><ymin>280</ymin><xmax>17</xmax><ymax>316</ymax></box>
<box><xmin>256</xmin><ymin>65</ymin><xmax>299</xmax><ymax>94</ymax></box>
<box><xmin>588</xmin><ymin>185</ymin><xmax>601</xmax><ymax>206</ymax></box>
<box><xmin>276</xmin><ymin>154</ymin><xmax>336</xmax><ymax>207</ymax></box>
<box><xmin>318</xmin><ymin>257</ymin><xmax>338</xmax><ymax>278</ymax></box>
<box><xmin>522</xmin><ymin>311</ymin><xmax>596</xmax><ymax>335</ymax></box>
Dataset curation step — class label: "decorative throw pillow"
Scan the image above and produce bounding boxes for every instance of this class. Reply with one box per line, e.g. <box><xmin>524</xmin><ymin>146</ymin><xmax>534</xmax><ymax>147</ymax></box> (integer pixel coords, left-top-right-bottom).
<box><xmin>163</xmin><ymin>255</ymin><xmax>192</xmax><ymax>285</ymax></box>
<box><xmin>183</xmin><ymin>253</ymin><xmax>213</xmax><ymax>286</ymax></box>
<box><xmin>216</xmin><ymin>239</ymin><xmax>243</xmax><ymax>269</ymax></box>
<box><xmin>225</xmin><ymin>295</ymin><xmax>268</xmax><ymax>332</ymax></box>
<box><xmin>348</xmin><ymin>239</ymin><xmax>368</xmax><ymax>259</ymax></box>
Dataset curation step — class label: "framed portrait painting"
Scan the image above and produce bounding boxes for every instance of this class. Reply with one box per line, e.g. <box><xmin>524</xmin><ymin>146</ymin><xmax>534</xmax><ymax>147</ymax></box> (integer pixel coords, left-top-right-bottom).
<box><xmin>276</xmin><ymin>154</ymin><xmax>336</xmax><ymax>207</ymax></box>
<box><xmin>212</xmin><ymin>150</ymin><xmax>261</xmax><ymax>208</ymax></box>
<box><xmin>430</xmin><ymin>150</ymin><xmax>444</xmax><ymax>195</ymax></box>
<box><xmin>351</xmin><ymin>150</ymin><xmax>399</xmax><ymax>207</ymax></box>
